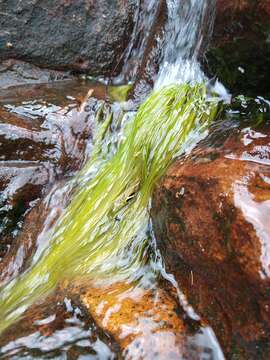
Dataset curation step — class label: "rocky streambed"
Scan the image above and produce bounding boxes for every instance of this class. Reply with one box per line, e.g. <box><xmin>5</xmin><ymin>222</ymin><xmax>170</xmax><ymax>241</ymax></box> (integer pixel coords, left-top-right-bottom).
<box><xmin>0</xmin><ymin>0</ymin><xmax>269</xmax><ymax>359</ymax></box>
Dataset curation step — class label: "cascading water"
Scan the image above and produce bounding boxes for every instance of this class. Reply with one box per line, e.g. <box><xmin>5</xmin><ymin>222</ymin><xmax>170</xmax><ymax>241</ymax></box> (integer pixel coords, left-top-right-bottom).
<box><xmin>114</xmin><ymin>0</ymin><xmax>160</xmax><ymax>84</ymax></box>
<box><xmin>155</xmin><ymin>0</ymin><xmax>216</xmax><ymax>87</ymax></box>
<box><xmin>0</xmin><ymin>1</ymin><xmax>225</xmax><ymax>358</ymax></box>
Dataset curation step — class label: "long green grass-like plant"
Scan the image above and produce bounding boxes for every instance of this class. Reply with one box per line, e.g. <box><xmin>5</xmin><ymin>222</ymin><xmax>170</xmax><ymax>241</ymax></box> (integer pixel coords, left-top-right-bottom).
<box><xmin>0</xmin><ymin>84</ymin><xmax>220</xmax><ymax>334</ymax></box>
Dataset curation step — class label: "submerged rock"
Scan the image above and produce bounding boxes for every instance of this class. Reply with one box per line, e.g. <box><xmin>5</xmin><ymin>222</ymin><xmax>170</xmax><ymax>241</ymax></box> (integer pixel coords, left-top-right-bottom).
<box><xmin>0</xmin><ymin>0</ymin><xmax>136</xmax><ymax>75</ymax></box>
<box><xmin>0</xmin><ymin>60</ymin><xmax>73</xmax><ymax>89</ymax></box>
<box><xmin>81</xmin><ymin>282</ymin><xmax>187</xmax><ymax>359</ymax></box>
<box><xmin>0</xmin><ymin>275</ymin><xmax>222</xmax><ymax>359</ymax></box>
<box><xmin>152</xmin><ymin>123</ymin><xmax>270</xmax><ymax>358</ymax></box>
<box><xmin>0</xmin><ymin>291</ymin><xmax>118</xmax><ymax>359</ymax></box>
<box><xmin>0</xmin><ymin>80</ymin><xmax>107</xmax><ymax>267</ymax></box>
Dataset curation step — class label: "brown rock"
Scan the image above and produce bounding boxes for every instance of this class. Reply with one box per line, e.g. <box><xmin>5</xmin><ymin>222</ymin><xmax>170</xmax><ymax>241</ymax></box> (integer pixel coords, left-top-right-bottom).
<box><xmin>0</xmin><ymin>290</ymin><xmax>118</xmax><ymax>359</ymax></box>
<box><xmin>80</xmin><ymin>281</ymin><xmax>187</xmax><ymax>359</ymax></box>
<box><xmin>0</xmin><ymin>275</ymin><xmax>216</xmax><ymax>359</ymax></box>
<box><xmin>0</xmin><ymin>60</ymin><xmax>72</xmax><ymax>89</ymax></box>
<box><xmin>0</xmin><ymin>80</ymin><xmax>107</xmax><ymax>265</ymax></box>
<box><xmin>152</xmin><ymin>125</ymin><xmax>270</xmax><ymax>358</ymax></box>
<box><xmin>131</xmin><ymin>0</ymin><xmax>167</xmax><ymax>101</ymax></box>
<box><xmin>215</xmin><ymin>0</ymin><xmax>270</xmax><ymax>44</ymax></box>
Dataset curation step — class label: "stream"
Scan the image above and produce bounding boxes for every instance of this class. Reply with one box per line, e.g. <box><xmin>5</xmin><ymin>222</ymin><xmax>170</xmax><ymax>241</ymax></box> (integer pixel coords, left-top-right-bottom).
<box><xmin>0</xmin><ymin>0</ymin><xmax>269</xmax><ymax>359</ymax></box>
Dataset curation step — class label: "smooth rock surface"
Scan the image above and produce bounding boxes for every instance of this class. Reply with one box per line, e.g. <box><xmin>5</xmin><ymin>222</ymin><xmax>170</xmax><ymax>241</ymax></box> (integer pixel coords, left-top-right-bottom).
<box><xmin>0</xmin><ymin>80</ymin><xmax>107</xmax><ymax>268</ymax></box>
<box><xmin>152</xmin><ymin>123</ymin><xmax>270</xmax><ymax>359</ymax></box>
<box><xmin>0</xmin><ymin>0</ymin><xmax>136</xmax><ymax>75</ymax></box>
<box><xmin>0</xmin><ymin>290</ymin><xmax>118</xmax><ymax>359</ymax></box>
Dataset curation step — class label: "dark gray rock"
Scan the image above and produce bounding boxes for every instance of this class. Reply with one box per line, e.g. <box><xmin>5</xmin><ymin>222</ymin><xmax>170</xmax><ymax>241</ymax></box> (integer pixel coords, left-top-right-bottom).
<box><xmin>0</xmin><ymin>59</ymin><xmax>72</xmax><ymax>88</ymax></box>
<box><xmin>0</xmin><ymin>0</ymin><xmax>136</xmax><ymax>75</ymax></box>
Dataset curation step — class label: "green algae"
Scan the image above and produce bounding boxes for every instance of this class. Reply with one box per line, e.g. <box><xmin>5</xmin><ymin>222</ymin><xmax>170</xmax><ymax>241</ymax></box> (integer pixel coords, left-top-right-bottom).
<box><xmin>108</xmin><ymin>84</ymin><xmax>133</xmax><ymax>102</ymax></box>
<box><xmin>0</xmin><ymin>83</ymin><xmax>221</xmax><ymax>334</ymax></box>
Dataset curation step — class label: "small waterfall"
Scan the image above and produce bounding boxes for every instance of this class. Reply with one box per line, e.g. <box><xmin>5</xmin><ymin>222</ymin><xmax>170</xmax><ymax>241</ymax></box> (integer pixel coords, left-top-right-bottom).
<box><xmin>114</xmin><ymin>0</ymin><xmax>160</xmax><ymax>84</ymax></box>
<box><xmin>155</xmin><ymin>0</ymin><xmax>216</xmax><ymax>87</ymax></box>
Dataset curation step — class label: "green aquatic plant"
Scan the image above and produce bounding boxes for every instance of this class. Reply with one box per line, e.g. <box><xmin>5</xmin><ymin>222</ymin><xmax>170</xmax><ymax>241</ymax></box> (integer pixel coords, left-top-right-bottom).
<box><xmin>0</xmin><ymin>83</ymin><xmax>221</xmax><ymax>334</ymax></box>
<box><xmin>108</xmin><ymin>84</ymin><xmax>133</xmax><ymax>102</ymax></box>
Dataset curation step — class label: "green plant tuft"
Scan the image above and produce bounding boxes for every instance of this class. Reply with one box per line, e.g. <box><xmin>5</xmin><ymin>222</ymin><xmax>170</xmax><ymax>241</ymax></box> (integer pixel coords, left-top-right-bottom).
<box><xmin>0</xmin><ymin>83</ymin><xmax>221</xmax><ymax>334</ymax></box>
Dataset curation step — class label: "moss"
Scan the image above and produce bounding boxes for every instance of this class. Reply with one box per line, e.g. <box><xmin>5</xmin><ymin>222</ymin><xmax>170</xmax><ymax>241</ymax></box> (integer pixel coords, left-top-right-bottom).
<box><xmin>108</xmin><ymin>84</ymin><xmax>133</xmax><ymax>102</ymax></box>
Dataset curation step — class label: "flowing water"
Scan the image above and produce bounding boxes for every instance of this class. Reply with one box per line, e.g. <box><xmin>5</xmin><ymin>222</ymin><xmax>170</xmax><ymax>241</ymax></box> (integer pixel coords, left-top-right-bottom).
<box><xmin>155</xmin><ymin>0</ymin><xmax>215</xmax><ymax>87</ymax></box>
<box><xmin>0</xmin><ymin>0</ymin><xmax>229</xmax><ymax>358</ymax></box>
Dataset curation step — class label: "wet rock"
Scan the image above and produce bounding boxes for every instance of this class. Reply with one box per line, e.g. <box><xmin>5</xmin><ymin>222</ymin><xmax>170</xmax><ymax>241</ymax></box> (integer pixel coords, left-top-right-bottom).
<box><xmin>0</xmin><ymin>60</ymin><xmax>72</xmax><ymax>89</ymax></box>
<box><xmin>0</xmin><ymin>273</ymin><xmax>217</xmax><ymax>359</ymax></box>
<box><xmin>0</xmin><ymin>163</ymin><xmax>52</xmax><ymax>260</ymax></box>
<box><xmin>115</xmin><ymin>0</ymin><xmax>166</xmax><ymax>83</ymax></box>
<box><xmin>0</xmin><ymin>176</ymin><xmax>221</xmax><ymax>360</ymax></box>
<box><xmin>205</xmin><ymin>0</ymin><xmax>270</xmax><ymax>97</ymax></box>
<box><xmin>0</xmin><ymin>80</ymin><xmax>108</xmax><ymax>264</ymax></box>
<box><xmin>79</xmin><ymin>279</ymin><xmax>222</xmax><ymax>359</ymax></box>
<box><xmin>152</xmin><ymin>123</ymin><xmax>270</xmax><ymax>358</ymax></box>
<box><xmin>0</xmin><ymin>0</ymin><xmax>136</xmax><ymax>76</ymax></box>
<box><xmin>80</xmin><ymin>282</ymin><xmax>187</xmax><ymax>359</ymax></box>
<box><xmin>0</xmin><ymin>78</ymin><xmax>108</xmax><ymax>106</ymax></box>
<box><xmin>0</xmin><ymin>183</ymin><xmax>65</xmax><ymax>284</ymax></box>
<box><xmin>131</xmin><ymin>0</ymin><xmax>167</xmax><ymax>101</ymax></box>
<box><xmin>0</xmin><ymin>178</ymin><xmax>223</xmax><ymax>359</ymax></box>
<box><xmin>0</xmin><ymin>291</ymin><xmax>118</xmax><ymax>359</ymax></box>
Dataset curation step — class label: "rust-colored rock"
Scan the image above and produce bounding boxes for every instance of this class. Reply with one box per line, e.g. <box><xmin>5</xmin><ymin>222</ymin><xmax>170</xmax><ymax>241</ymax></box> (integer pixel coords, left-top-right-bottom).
<box><xmin>152</xmin><ymin>125</ymin><xmax>270</xmax><ymax>358</ymax></box>
<box><xmin>0</xmin><ymin>80</ymin><xmax>107</xmax><ymax>265</ymax></box>
<box><xmin>0</xmin><ymin>275</ymin><xmax>219</xmax><ymax>359</ymax></box>
<box><xmin>80</xmin><ymin>281</ymin><xmax>187</xmax><ymax>359</ymax></box>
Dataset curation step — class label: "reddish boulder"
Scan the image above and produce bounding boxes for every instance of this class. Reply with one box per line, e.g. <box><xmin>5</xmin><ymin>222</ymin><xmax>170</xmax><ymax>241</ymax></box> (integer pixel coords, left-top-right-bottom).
<box><xmin>152</xmin><ymin>124</ymin><xmax>270</xmax><ymax>358</ymax></box>
<box><xmin>0</xmin><ymin>80</ymin><xmax>108</xmax><ymax>267</ymax></box>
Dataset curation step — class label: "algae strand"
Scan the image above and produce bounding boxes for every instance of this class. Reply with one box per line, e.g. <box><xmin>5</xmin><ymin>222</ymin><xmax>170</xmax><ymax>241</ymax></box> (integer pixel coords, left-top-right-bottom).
<box><xmin>0</xmin><ymin>84</ymin><xmax>221</xmax><ymax>334</ymax></box>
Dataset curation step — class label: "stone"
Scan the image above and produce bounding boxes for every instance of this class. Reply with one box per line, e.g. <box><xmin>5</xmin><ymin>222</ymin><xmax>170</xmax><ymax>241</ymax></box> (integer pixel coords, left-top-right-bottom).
<box><xmin>0</xmin><ymin>0</ymin><xmax>136</xmax><ymax>75</ymax></box>
<box><xmin>152</xmin><ymin>124</ymin><xmax>270</xmax><ymax>358</ymax></box>
<box><xmin>0</xmin><ymin>290</ymin><xmax>118</xmax><ymax>359</ymax></box>
<box><xmin>131</xmin><ymin>0</ymin><xmax>167</xmax><ymax>101</ymax></box>
<box><xmin>0</xmin><ymin>60</ymin><xmax>72</xmax><ymax>89</ymax></box>
<box><xmin>0</xmin><ymin>80</ymin><xmax>107</xmax><ymax>266</ymax></box>
<box><xmin>80</xmin><ymin>282</ymin><xmax>187</xmax><ymax>359</ymax></box>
